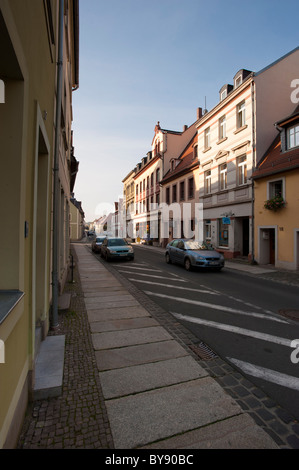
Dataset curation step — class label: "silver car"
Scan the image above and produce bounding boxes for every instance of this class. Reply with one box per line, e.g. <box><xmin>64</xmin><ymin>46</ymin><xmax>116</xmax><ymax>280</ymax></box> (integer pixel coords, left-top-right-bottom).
<box><xmin>165</xmin><ymin>239</ymin><xmax>224</xmax><ymax>271</ymax></box>
<box><xmin>100</xmin><ymin>237</ymin><xmax>134</xmax><ymax>261</ymax></box>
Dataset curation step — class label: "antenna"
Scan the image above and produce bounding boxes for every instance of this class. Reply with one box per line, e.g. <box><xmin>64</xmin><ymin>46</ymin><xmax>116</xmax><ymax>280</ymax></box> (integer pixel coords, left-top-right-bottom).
<box><xmin>203</xmin><ymin>96</ymin><xmax>208</xmax><ymax>115</ymax></box>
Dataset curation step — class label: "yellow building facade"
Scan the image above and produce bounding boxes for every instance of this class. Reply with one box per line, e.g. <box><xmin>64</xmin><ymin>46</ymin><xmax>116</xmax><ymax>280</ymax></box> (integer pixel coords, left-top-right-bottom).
<box><xmin>253</xmin><ymin>108</ymin><xmax>299</xmax><ymax>270</ymax></box>
<box><xmin>0</xmin><ymin>0</ymin><xmax>79</xmax><ymax>448</ymax></box>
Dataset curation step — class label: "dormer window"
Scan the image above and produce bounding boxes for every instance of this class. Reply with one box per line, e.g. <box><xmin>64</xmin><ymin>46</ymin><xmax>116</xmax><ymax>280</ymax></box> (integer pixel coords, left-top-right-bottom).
<box><xmin>235</xmin><ymin>75</ymin><xmax>242</xmax><ymax>88</ymax></box>
<box><xmin>221</xmin><ymin>90</ymin><xmax>227</xmax><ymax>101</ymax></box>
<box><xmin>219</xmin><ymin>84</ymin><xmax>233</xmax><ymax>102</ymax></box>
<box><xmin>288</xmin><ymin>124</ymin><xmax>299</xmax><ymax>149</ymax></box>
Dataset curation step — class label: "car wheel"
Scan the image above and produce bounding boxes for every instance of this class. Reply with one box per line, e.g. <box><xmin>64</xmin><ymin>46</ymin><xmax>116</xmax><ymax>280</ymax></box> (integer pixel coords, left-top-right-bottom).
<box><xmin>184</xmin><ymin>257</ymin><xmax>192</xmax><ymax>271</ymax></box>
<box><xmin>165</xmin><ymin>252</ymin><xmax>171</xmax><ymax>264</ymax></box>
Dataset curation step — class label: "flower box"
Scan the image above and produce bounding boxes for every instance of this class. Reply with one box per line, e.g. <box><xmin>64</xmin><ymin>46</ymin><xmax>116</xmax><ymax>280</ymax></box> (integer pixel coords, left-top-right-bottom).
<box><xmin>264</xmin><ymin>196</ymin><xmax>286</xmax><ymax>212</ymax></box>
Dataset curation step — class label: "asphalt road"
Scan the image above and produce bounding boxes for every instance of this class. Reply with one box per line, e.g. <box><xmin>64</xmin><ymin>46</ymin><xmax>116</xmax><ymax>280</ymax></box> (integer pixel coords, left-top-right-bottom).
<box><xmin>96</xmin><ymin>244</ymin><xmax>299</xmax><ymax>421</ymax></box>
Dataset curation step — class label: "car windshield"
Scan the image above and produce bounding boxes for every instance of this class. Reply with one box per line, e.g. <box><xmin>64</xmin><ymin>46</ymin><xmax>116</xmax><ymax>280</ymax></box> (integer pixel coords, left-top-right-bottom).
<box><xmin>184</xmin><ymin>240</ymin><xmax>213</xmax><ymax>251</ymax></box>
<box><xmin>107</xmin><ymin>238</ymin><xmax>127</xmax><ymax>246</ymax></box>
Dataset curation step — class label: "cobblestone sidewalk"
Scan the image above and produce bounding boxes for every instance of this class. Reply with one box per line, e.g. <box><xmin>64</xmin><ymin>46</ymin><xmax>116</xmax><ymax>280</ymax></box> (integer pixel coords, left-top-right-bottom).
<box><xmin>17</xmin><ymin>249</ymin><xmax>114</xmax><ymax>449</ymax></box>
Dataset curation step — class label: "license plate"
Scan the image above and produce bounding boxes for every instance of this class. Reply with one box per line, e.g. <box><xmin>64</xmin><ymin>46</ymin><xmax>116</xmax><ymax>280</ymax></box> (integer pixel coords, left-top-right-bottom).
<box><xmin>209</xmin><ymin>261</ymin><xmax>219</xmax><ymax>266</ymax></box>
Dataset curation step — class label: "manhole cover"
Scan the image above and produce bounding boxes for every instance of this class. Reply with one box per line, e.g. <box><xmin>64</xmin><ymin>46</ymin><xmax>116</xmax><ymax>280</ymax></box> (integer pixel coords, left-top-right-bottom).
<box><xmin>279</xmin><ymin>309</ymin><xmax>299</xmax><ymax>321</ymax></box>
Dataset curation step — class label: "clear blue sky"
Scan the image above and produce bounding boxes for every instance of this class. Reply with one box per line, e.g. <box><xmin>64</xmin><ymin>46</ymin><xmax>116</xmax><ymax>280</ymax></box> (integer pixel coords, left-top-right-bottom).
<box><xmin>72</xmin><ymin>0</ymin><xmax>299</xmax><ymax>222</ymax></box>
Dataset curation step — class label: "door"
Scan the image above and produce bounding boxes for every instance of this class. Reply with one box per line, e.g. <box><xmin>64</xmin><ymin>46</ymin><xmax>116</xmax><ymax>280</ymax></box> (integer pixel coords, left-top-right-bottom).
<box><xmin>269</xmin><ymin>229</ymin><xmax>275</xmax><ymax>265</ymax></box>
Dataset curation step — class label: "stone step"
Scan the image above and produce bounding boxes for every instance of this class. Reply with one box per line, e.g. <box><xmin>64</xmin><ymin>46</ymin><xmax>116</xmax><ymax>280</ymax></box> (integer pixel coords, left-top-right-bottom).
<box><xmin>33</xmin><ymin>335</ymin><xmax>65</xmax><ymax>400</ymax></box>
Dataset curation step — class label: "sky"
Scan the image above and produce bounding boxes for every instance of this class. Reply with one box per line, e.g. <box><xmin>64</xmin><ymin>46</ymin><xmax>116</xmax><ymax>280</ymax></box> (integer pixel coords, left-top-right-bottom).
<box><xmin>71</xmin><ymin>0</ymin><xmax>299</xmax><ymax>222</ymax></box>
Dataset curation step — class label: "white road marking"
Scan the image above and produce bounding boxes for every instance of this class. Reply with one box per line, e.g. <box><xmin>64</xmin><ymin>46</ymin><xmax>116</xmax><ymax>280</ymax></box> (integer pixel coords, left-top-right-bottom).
<box><xmin>228</xmin><ymin>358</ymin><xmax>299</xmax><ymax>391</ymax></box>
<box><xmin>119</xmin><ymin>271</ymin><xmax>187</xmax><ymax>282</ymax></box>
<box><xmin>129</xmin><ymin>278</ymin><xmax>219</xmax><ymax>295</ymax></box>
<box><xmin>171</xmin><ymin>312</ymin><xmax>292</xmax><ymax>346</ymax></box>
<box><xmin>118</xmin><ymin>266</ymin><xmax>163</xmax><ymax>272</ymax></box>
<box><xmin>145</xmin><ymin>291</ymin><xmax>288</xmax><ymax>323</ymax></box>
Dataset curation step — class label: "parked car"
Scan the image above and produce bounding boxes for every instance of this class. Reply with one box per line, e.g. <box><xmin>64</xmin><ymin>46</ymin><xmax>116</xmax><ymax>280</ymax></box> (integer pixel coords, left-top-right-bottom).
<box><xmin>91</xmin><ymin>236</ymin><xmax>106</xmax><ymax>253</ymax></box>
<box><xmin>165</xmin><ymin>239</ymin><xmax>224</xmax><ymax>271</ymax></box>
<box><xmin>100</xmin><ymin>237</ymin><xmax>134</xmax><ymax>261</ymax></box>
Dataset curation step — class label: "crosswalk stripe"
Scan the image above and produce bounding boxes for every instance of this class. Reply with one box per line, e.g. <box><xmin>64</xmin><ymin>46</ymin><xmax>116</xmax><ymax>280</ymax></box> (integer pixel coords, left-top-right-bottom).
<box><xmin>171</xmin><ymin>312</ymin><xmax>292</xmax><ymax>346</ymax></box>
<box><xmin>228</xmin><ymin>358</ymin><xmax>299</xmax><ymax>391</ymax></box>
<box><xmin>144</xmin><ymin>291</ymin><xmax>288</xmax><ymax>323</ymax></box>
<box><xmin>119</xmin><ymin>271</ymin><xmax>187</xmax><ymax>282</ymax></box>
<box><xmin>129</xmin><ymin>278</ymin><xmax>219</xmax><ymax>295</ymax></box>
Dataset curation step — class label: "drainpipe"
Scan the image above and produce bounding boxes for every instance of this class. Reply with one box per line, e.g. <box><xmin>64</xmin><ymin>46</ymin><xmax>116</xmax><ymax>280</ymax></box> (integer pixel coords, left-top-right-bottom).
<box><xmin>250</xmin><ymin>79</ymin><xmax>257</xmax><ymax>265</ymax></box>
<box><xmin>51</xmin><ymin>0</ymin><xmax>64</xmax><ymax>329</ymax></box>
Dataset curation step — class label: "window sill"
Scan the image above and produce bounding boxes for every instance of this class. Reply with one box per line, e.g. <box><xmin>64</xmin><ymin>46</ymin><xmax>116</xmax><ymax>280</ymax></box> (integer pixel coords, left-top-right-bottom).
<box><xmin>0</xmin><ymin>291</ymin><xmax>24</xmax><ymax>325</ymax></box>
<box><xmin>216</xmin><ymin>137</ymin><xmax>228</xmax><ymax>145</ymax></box>
<box><xmin>234</xmin><ymin>125</ymin><xmax>248</xmax><ymax>135</ymax></box>
<box><xmin>202</xmin><ymin>146</ymin><xmax>212</xmax><ymax>154</ymax></box>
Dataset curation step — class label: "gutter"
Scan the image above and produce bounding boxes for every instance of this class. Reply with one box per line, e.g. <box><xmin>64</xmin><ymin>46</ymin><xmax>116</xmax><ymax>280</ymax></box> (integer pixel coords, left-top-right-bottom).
<box><xmin>51</xmin><ymin>0</ymin><xmax>64</xmax><ymax>329</ymax></box>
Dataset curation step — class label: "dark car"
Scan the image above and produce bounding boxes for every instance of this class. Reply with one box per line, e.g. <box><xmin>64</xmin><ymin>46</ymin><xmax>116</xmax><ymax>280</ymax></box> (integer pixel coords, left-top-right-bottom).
<box><xmin>100</xmin><ymin>237</ymin><xmax>134</xmax><ymax>261</ymax></box>
<box><xmin>165</xmin><ymin>239</ymin><xmax>224</xmax><ymax>271</ymax></box>
<box><xmin>91</xmin><ymin>236</ymin><xmax>106</xmax><ymax>253</ymax></box>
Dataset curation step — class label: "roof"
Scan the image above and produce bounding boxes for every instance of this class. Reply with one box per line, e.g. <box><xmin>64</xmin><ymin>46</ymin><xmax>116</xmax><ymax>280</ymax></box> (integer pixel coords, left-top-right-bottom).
<box><xmin>252</xmin><ymin>137</ymin><xmax>299</xmax><ymax>180</ymax></box>
<box><xmin>161</xmin><ymin>151</ymin><xmax>198</xmax><ymax>184</ymax></box>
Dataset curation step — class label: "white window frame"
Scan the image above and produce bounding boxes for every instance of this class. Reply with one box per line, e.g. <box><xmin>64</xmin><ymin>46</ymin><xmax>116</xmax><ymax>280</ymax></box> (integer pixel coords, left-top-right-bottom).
<box><xmin>205</xmin><ymin>220</ymin><xmax>211</xmax><ymax>241</ymax></box>
<box><xmin>219</xmin><ymin>115</ymin><xmax>226</xmax><ymax>140</ymax></box>
<box><xmin>219</xmin><ymin>163</ymin><xmax>227</xmax><ymax>190</ymax></box>
<box><xmin>237</xmin><ymin>155</ymin><xmax>247</xmax><ymax>186</ymax></box>
<box><xmin>204</xmin><ymin>127</ymin><xmax>211</xmax><ymax>150</ymax></box>
<box><xmin>237</xmin><ymin>101</ymin><xmax>246</xmax><ymax>128</ymax></box>
<box><xmin>205</xmin><ymin>170</ymin><xmax>212</xmax><ymax>194</ymax></box>
<box><xmin>288</xmin><ymin>124</ymin><xmax>299</xmax><ymax>149</ymax></box>
<box><xmin>220</xmin><ymin>89</ymin><xmax>227</xmax><ymax>101</ymax></box>
<box><xmin>267</xmin><ymin>177</ymin><xmax>285</xmax><ymax>200</ymax></box>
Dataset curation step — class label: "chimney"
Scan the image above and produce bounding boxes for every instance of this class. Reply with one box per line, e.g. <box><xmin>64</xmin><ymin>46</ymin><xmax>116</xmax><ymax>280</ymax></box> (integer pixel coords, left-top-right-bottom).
<box><xmin>197</xmin><ymin>107</ymin><xmax>203</xmax><ymax>120</ymax></box>
<box><xmin>183</xmin><ymin>124</ymin><xmax>188</xmax><ymax>132</ymax></box>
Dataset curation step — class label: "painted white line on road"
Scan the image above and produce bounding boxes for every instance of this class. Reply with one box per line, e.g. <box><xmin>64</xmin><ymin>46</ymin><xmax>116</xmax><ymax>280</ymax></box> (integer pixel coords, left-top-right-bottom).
<box><xmin>118</xmin><ymin>266</ymin><xmax>163</xmax><ymax>273</ymax></box>
<box><xmin>171</xmin><ymin>312</ymin><xmax>292</xmax><ymax>346</ymax></box>
<box><xmin>130</xmin><ymin>278</ymin><xmax>219</xmax><ymax>294</ymax></box>
<box><xmin>228</xmin><ymin>358</ymin><xmax>299</xmax><ymax>391</ymax></box>
<box><xmin>145</xmin><ymin>291</ymin><xmax>288</xmax><ymax>323</ymax></box>
<box><xmin>119</xmin><ymin>271</ymin><xmax>187</xmax><ymax>282</ymax></box>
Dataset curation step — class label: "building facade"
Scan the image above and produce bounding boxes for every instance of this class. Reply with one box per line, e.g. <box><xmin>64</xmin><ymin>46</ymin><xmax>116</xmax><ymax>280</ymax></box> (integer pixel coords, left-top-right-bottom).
<box><xmin>196</xmin><ymin>47</ymin><xmax>299</xmax><ymax>260</ymax></box>
<box><xmin>252</xmin><ymin>106</ymin><xmax>299</xmax><ymax>269</ymax></box>
<box><xmin>0</xmin><ymin>0</ymin><xmax>79</xmax><ymax>448</ymax></box>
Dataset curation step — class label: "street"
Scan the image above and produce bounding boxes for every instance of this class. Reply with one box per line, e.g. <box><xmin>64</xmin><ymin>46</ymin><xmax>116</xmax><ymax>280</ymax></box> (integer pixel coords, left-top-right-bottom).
<box><xmin>93</xmin><ymin>244</ymin><xmax>299</xmax><ymax>422</ymax></box>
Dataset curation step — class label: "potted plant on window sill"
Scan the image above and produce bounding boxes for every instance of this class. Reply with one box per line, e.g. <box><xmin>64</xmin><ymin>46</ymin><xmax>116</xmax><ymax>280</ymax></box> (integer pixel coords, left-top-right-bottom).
<box><xmin>264</xmin><ymin>195</ymin><xmax>286</xmax><ymax>212</ymax></box>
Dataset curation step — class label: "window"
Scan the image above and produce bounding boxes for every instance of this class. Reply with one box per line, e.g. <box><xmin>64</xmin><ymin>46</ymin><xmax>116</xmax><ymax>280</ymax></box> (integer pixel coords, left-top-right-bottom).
<box><xmin>237</xmin><ymin>155</ymin><xmax>247</xmax><ymax>185</ymax></box>
<box><xmin>204</xmin><ymin>127</ymin><xmax>211</xmax><ymax>150</ymax></box>
<box><xmin>204</xmin><ymin>170</ymin><xmax>211</xmax><ymax>194</ymax></box>
<box><xmin>193</xmin><ymin>145</ymin><xmax>198</xmax><ymax>160</ymax></box>
<box><xmin>237</xmin><ymin>101</ymin><xmax>246</xmax><ymax>128</ymax></box>
<box><xmin>269</xmin><ymin>179</ymin><xmax>283</xmax><ymax>199</ymax></box>
<box><xmin>220</xmin><ymin>89</ymin><xmax>227</xmax><ymax>101</ymax></box>
<box><xmin>235</xmin><ymin>75</ymin><xmax>242</xmax><ymax>88</ymax></box>
<box><xmin>180</xmin><ymin>181</ymin><xmax>185</xmax><ymax>201</ymax></box>
<box><xmin>172</xmin><ymin>184</ymin><xmax>177</xmax><ymax>202</ymax></box>
<box><xmin>288</xmin><ymin>124</ymin><xmax>299</xmax><ymax>149</ymax></box>
<box><xmin>205</xmin><ymin>220</ymin><xmax>211</xmax><ymax>241</ymax></box>
<box><xmin>219</xmin><ymin>219</ymin><xmax>229</xmax><ymax>247</ymax></box>
<box><xmin>156</xmin><ymin>168</ymin><xmax>160</xmax><ymax>184</ymax></box>
<box><xmin>166</xmin><ymin>187</ymin><xmax>170</xmax><ymax>204</ymax></box>
<box><xmin>188</xmin><ymin>177</ymin><xmax>194</xmax><ymax>199</ymax></box>
<box><xmin>219</xmin><ymin>116</ymin><xmax>226</xmax><ymax>140</ymax></box>
<box><xmin>219</xmin><ymin>163</ymin><xmax>227</xmax><ymax>190</ymax></box>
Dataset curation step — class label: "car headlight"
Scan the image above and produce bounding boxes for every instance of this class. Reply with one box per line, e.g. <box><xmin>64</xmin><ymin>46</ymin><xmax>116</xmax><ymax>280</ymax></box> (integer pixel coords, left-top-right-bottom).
<box><xmin>128</xmin><ymin>247</ymin><xmax>134</xmax><ymax>253</ymax></box>
<box><xmin>109</xmin><ymin>249</ymin><xmax>117</xmax><ymax>254</ymax></box>
<box><xmin>196</xmin><ymin>255</ymin><xmax>205</xmax><ymax>260</ymax></box>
